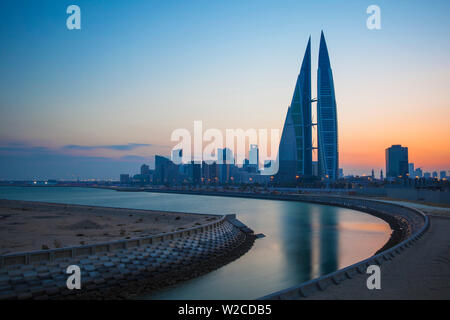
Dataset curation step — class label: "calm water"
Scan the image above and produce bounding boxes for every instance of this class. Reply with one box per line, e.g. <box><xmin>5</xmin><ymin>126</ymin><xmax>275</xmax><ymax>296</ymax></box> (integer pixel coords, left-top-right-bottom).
<box><xmin>0</xmin><ymin>186</ymin><xmax>390</xmax><ymax>299</ymax></box>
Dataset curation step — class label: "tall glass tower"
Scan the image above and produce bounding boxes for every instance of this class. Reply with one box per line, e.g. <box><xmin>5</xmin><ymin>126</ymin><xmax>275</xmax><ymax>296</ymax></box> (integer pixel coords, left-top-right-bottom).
<box><xmin>317</xmin><ymin>31</ymin><xmax>339</xmax><ymax>180</ymax></box>
<box><xmin>277</xmin><ymin>38</ymin><xmax>312</xmax><ymax>182</ymax></box>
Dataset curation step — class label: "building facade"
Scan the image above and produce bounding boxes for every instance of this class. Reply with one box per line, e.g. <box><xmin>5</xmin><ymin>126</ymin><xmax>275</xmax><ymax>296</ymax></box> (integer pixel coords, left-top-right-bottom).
<box><xmin>277</xmin><ymin>38</ymin><xmax>312</xmax><ymax>183</ymax></box>
<box><xmin>317</xmin><ymin>31</ymin><xmax>339</xmax><ymax>180</ymax></box>
<box><xmin>385</xmin><ymin>144</ymin><xmax>409</xmax><ymax>178</ymax></box>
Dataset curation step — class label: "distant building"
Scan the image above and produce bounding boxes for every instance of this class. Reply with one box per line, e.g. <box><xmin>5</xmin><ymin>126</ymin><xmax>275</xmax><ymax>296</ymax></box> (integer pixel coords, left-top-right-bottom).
<box><xmin>202</xmin><ymin>161</ymin><xmax>219</xmax><ymax>184</ymax></box>
<box><xmin>120</xmin><ymin>174</ymin><xmax>130</xmax><ymax>185</ymax></box>
<box><xmin>415</xmin><ymin>168</ymin><xmax>423</xmax><ymax>178</ymax></box>
<box><xmin>440</xmin><ymin>170</ymin><xmax>447</xmax><ymax>180</ymax></box>
<box><xmin>385</xmin><ymin>145</ymin><xmax>408</xmax><ymax>178</ymax></box>
<box><xmin>154</xmin><ymin>155</ymin><xmax>179</xmax><ymax>184</ymax></box>
<box><xmin>432</xmin><ymin>171</ymin><xmax>438</xmax><ymax>179</ymax></box>
<box><xmin>424</xmin><ymin>172</ymin><xmax>431</xmax><ymax>179</ymax></box>
<box><xmin>218</xmin><ymin>148</ymin><xmax>234</xmax><ymax>184</ymax></box>
<box><xmin>140</xmin><ymin>164</ymin><xmax>150</xmax><ymax>175</ymax></box>
<box><xmin>380</xmin><ymin>169</ymin><xmax>384</xmax><ymax>180</ymax></box>
<box><xmin>249</xmin><ymin>144</ymin><xmax>259</xmax><ymax>172</ymax></box>
<box><xmin>338</xmin><ymin>168</ymin><xmax>344</xmax><ymax>179</ymax></box>
<box><xmin>408</xmin><ymin>163</ymin><xmax>415</xmax><ymax>176</ymax></box>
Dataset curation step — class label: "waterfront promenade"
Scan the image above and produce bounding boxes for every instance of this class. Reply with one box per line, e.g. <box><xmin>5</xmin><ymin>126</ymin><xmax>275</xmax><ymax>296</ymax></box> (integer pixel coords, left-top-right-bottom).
<box><xmin>303</xmin><ymin>213</ymin><xmax>450</xmax><ymax>299</ymax></box>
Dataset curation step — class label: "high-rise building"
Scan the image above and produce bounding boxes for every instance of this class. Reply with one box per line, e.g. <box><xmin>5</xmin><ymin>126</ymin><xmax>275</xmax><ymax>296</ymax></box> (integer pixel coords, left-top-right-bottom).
<box><xmin>317</xmin><ymin>31</ymin><xmax>339</xmax><ymax>181</ymax></box>
<box><xmin>439</xmin><ymin>170</ymin><xmax>447</xmax><ymax>180</ymax></box>
<box><xmin>415</xmin><ymin>167</ymin><xmax>423</xmax><ymax>178</ymax></box>
<box><xmin>277</xmin><ymin>37</ymin><xmax>312</xmax><ymax>183</ymax></box>
<box><xmin>120</xmin><ymin>174</ymin><xmax>130</xmax><ymax>185</ymax></box>
<box><xmin>277</xmin><ymin>32</ymin><xmax>339</xmax><ymax>183</ymax></box>
<box><xmin>249</xmin><ymin>144</ymin><xmax>259</xmax><ymax>172</ymax></box>
<box><xmin>140</xmin><ymin>164</ymin><xmax>150</xmax><ymax>175</ymax></box>
<box><xmin>385</xmin><ymin>145</ymin><xmax>409</xmax><ymax>178</ymax></box>
<box><xmin>217</xmin><ymin>148</ymin><xmax>234</xmax><ymax>183</ymax></box>
<box><xmin>408</xmin><ymin>163</ymin><xmax>415</xmax><ymax>176</ymax></box>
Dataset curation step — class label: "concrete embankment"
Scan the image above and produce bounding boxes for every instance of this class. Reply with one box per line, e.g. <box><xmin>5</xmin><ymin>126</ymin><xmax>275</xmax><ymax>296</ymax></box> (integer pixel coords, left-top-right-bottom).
<box><xmin>0</xmin><ymin>203</ymin><xmax>255</xmax><ymax>300</ymax></box>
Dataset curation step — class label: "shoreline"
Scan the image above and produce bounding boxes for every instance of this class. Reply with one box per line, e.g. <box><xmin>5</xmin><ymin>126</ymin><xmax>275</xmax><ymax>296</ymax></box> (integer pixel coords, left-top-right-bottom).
<box><xmin>0</xmin><ymin>200</ymin><xmax>256</xmax><ymax>300</ymax></box>
<box><xmin>0</xmin><ymin>199</ymin><xmax>218</xmax><ymax>255</ymax></box>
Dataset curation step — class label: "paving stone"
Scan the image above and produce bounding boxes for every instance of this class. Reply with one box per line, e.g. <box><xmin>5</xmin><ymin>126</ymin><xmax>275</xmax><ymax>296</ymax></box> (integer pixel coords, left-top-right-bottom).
<box><xmin>23</xmin><ymin>271</ymin><xmax>38</xmax><ymax>279</ymax></box>
<box><xmin>10</xmin><ymin>277</ymin><xmax>25</xmax><ymax>285</ymax></box>
<box><xmin>8</xmin><ymin>270</ymin><xmax>22</xmax><ymax>277</ymax></box>
<box><xmin>36</xmin><ymin>266</ymin><xmax>49</xmax><ymax>273</ymax></box>
<box><xmin>79</xmin><ymin>259</ymin><xmax>91</xmax><ymax>264</ymax></box>
<box><xmin>42</xmin><ymin>279</ymin><xmax>54</xmax><ymax>287</ymax></box>
<box><xmin>83</xmin><ymin>265</ymin><xmax>96</xmax><ymax>272</ymax></box>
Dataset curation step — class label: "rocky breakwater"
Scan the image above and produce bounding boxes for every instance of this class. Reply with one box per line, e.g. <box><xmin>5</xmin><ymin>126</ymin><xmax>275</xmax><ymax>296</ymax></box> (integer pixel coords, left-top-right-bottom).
<box><xmin>0</xmin><ymin>214</ymin><xmax>255</xmax><ymax>300</ymax></box>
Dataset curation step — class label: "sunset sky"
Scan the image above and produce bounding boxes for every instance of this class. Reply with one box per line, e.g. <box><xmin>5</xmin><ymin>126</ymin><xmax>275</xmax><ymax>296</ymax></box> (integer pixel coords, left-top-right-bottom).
<box><xmin>0</xmin><ymin>0</ymin><xmax>449</xmax><ymax>179</ymax></box>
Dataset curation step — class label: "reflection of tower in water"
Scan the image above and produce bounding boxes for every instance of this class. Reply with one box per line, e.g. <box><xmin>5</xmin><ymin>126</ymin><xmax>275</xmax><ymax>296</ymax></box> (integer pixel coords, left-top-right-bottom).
<box><xmin>318</xmin><ymin>206</ymin><xmax>339</xmax><ymax>276</ymax></box>
<box><xmin>279</xmin><ymin>203</ymin><xmax>339</xmax><ymax>284</ymax></box>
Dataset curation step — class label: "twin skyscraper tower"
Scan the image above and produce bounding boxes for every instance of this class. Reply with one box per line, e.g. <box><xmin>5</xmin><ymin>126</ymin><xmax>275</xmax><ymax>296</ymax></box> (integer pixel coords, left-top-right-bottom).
<box><xmin>277</xmin><ymin>31</ymin><xmax>339</xmax><ymax>182</ymax></box>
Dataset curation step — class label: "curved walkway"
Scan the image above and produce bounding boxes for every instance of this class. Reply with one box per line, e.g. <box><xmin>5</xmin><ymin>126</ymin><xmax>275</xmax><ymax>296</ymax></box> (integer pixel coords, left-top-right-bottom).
<box><xmin>302</xmin><ymin>214</ymin><xmax>450</xmax><ymax>299</ymax></box>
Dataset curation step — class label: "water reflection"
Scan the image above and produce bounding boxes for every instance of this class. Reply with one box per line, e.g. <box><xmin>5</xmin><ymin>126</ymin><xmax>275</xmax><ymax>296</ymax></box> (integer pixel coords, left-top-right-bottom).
<box><xmin>318</xmin><ymin>206</ymin><xmax>339</xmax><ymax>276</ymax></box>
<box><xmin>280</xmin><ymin>203</ymin><xmax>339</xmax><ymax>284</ymax></box>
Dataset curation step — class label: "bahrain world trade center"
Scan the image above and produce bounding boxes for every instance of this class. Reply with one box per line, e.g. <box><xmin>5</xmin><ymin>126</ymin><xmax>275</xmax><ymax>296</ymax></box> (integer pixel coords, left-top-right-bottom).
<box><xmin>277</xmin><ymin>31</ymin><xmax>339</xmax><ymax>183</ymax></box>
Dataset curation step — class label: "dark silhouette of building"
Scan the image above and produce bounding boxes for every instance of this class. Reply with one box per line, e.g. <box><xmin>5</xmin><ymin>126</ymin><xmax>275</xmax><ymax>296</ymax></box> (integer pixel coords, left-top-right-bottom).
<box><xmin>120</xmin><ymin>174</ymin><xmax>130</xmax><ymax>185</ymax></box>
<box><xmin>385</xmin><ymin>145</ymin><xmax>409</xmax><ymax>178</ymax></box>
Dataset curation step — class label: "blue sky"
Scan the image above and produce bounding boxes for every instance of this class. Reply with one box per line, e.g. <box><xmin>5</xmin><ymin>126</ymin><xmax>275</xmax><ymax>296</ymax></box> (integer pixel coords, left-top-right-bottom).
<box><xmin>1</xmin><ymin>0</ymin><xmax>449</xmax><ymax>179</ymax></box>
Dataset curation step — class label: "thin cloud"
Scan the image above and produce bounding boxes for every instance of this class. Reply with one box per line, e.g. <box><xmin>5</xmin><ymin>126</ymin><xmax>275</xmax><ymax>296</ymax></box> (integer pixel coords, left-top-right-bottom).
<box><xmin>63</xmin><ymin>143</ymin><xmax>152</xmax><ymax>151</ymax></box>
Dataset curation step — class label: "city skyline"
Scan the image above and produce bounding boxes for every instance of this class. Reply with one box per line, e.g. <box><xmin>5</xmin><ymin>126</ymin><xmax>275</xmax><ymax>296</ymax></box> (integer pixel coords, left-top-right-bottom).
<box><xmin>1</xmin><ymin>1</ymin><xmax>450</xmax><ymax>179</ymax></box>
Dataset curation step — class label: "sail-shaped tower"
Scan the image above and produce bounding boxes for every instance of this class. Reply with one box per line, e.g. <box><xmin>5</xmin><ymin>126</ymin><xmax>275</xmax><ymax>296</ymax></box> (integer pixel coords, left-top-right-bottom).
<box><xmin>277</xmin><ymin>38</ymin><xmax>312</xmax><ymax>183</ymax></box>
<box><xmin>317</xmin><ymin>31</ymin><xmax>339</xmax><ymax>180</ymax></box>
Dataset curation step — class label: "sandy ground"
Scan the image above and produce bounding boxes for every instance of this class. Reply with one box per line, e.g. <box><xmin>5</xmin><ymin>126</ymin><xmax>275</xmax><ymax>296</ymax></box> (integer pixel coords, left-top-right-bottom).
<box><xmin>0</xmin><ymin>199</ymin><xmax>218</xmax><ymax>255</ymax></box>
<box><xmin>305</xmin><ymin>203</ymin><xmax>450</xmax><ymax>299</ymax></box>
